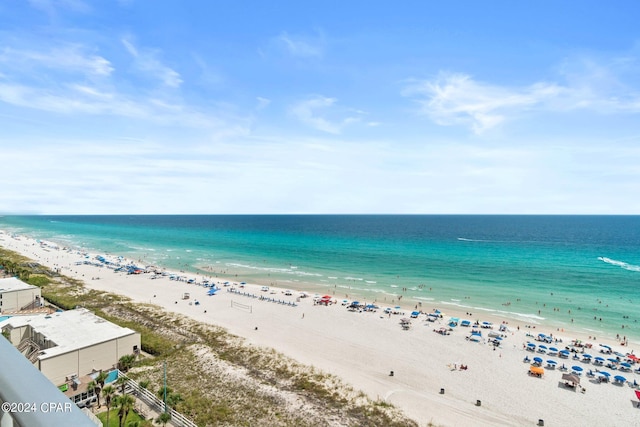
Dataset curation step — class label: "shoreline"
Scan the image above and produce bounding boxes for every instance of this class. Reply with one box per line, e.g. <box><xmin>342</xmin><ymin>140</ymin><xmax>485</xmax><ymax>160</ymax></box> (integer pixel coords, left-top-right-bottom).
<box><xmin>2</xmin><ymin>230</ymin><xmax>640</xmax><ymax>426</ymax></box>
<box><xmin>3</xmin><ymin>218</ymin><xmax>637</xmax><ymax>345</ymax></box>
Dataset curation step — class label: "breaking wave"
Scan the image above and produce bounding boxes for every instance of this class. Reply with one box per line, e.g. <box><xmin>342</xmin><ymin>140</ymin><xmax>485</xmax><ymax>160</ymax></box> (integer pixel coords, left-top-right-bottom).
<box><xmin>598</xmin><ymin>257</ymin><xmax>640</xmax><ymax>272</ymax></box>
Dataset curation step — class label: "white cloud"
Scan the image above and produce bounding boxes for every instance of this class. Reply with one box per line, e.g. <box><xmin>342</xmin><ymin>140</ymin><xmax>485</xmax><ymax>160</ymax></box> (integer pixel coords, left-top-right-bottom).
<box><xmin>121</xmin><ymin>38</ymin><xmax>183</xmax><ymax>88</ymax></box>
<box><xmin>405</xmin><ymin>56</ymin><xmax>640</xmax><ymax>134</ymax></box>
<box><xmin>0</xmin><ymin>38</ymin><xmax>232</xmax><ymax>131</ymax></box>
<box><xmin>274</xmin><ymin>31</ymin><xmax>324</xmax><ymax>58</ymax></box>
<box><xmin>0</xmin><ymin>46</ymin><xmax>113</xmax><ymax>77</ymax></box>
<box><xmin>289</xmin><ymin>96</ymin><xmax>361</xmax><ymax>134</ymax></box>
<box><xmin>256</xmin><ymin>97</ymin><xmax>271</xmax><ymax>110</ymax></box>
<box><xmin>403</xmin><ymin>72</ymin><xmax>563</xmax><ymax>134</ymax></box>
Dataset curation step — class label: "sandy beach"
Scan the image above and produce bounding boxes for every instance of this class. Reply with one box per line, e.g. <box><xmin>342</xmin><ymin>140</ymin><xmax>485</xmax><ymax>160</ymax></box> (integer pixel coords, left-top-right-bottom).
<box><xmin>2</xmin><ymin>230</ymin><xmax>640</xmax><ymax>427</ymax></box>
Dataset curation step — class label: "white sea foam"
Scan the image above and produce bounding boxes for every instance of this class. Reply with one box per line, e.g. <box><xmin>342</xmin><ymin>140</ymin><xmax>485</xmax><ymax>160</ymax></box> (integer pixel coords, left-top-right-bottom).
<box><xmin>128</xmin><ymin>245</ymin><xmax>156</xmax><ymax>252</ymax></box>
<box><xmin>598</xmin><ymin>257</ymin><xmax>640</xmax><ymax>272</ymax></box>
<box><xmin>457</xmin><ymin>237</ymin><xmax>491</xmax><ymax>242</ymax></box>
<box><xmin>440</xmin><ymin>301</ymin><xmax>545</xmax><ymax>323</ymax></box>
<box><xmin>224</xmin><ymin>262</ymin><xmax>322</xmax><ymax>277</ymax></box>
<box><xmin>365</xmin><ymin>281</ymin><xmax>377</xmax><ymax>284</ymax></box>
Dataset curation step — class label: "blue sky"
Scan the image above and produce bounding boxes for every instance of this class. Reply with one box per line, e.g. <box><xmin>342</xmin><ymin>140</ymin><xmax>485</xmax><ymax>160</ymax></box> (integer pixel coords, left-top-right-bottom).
<box><xmin>1</xmin><ymin>1</ymin><xmax>640</xmax><ymax>214</ymax></box>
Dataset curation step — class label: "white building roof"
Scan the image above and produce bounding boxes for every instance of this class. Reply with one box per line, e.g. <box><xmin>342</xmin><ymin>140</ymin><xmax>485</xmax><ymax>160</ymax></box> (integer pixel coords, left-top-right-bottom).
<box><xmin>0</xmin><ymin>277</ymin><xmax>38</xmax><ymax>293</ymax></box>
<box><xmin>0</xmin><ymin>308</ymin><xmax>137</xmax><ymax>359</ymax></box>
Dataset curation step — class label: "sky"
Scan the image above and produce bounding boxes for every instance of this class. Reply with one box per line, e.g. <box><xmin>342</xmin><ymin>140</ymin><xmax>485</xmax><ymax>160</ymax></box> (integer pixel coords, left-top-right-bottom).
<box><xmin>1</xmin><ymin>1</ymin><xmax>640</xmax><ymax>214</ymax></box>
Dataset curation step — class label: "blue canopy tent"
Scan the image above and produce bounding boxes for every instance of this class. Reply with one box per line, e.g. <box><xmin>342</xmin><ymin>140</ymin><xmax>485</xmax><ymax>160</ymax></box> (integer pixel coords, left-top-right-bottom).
<box><xmin>614</xmin><ymin>375</ymin><xmax>627</xmax><ymax>384</ymax></box>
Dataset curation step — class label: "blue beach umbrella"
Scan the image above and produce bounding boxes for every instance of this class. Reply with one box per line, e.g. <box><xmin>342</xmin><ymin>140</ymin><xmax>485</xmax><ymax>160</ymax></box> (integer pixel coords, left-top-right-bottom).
<box><xmin>546</xmin><ymin>360</ymin><xmax>557</xmax><ymax>365</ymax></box>
<box><xmin>411</xmin><ymin>311</ymin><xmax>420</xmax><ymax>316</ymax></box>
<box><xmin>614</xmin><ymin>375</ymin><xmax>627</xmax><ymax>382</ymax></box>
<box><xmin>620</xmin><ymin>362</ymin><xmax>632</xmax><ymax>368</ymax></box>
<box><xmin>571</xmin><ymin>366</ymin><xmax>583</xmax><ymax>372</ymax></box>
<box><xmin>527</xmin><ymin>343</ymin><xmax>536</xmax><ymax>348</ymax></box>
<box><xmin>582</xmin><ymin>354</ymin><xmax>592</xmax><ymax>359</ymax></box>
<box><xmin>548</xmin><ymin>347</ymin><xmax>558</xmax><ymax>353</ymax></box>
<box><xmin>533</xmin><ymin>357</ymin><xmax>543</xmax><ymax>363</ymax></box>
<box><xmin>607</xmin><ymin>358</ymin><xmax>618</xmax><ymax>363</ymax></box>
<box><xmin>539</xmin><ymin>345</ymin><xmax>548</xmax><ymax>350</ymax></box>
<box><xmin>595</xmin><ymin>356</ymin><xmax>605</xmax><ymax>361</ymax></box>
<box><xmin>600</xmin><ymin>371</ymin><xmax>611</xmax><ymax>377</ymax></box>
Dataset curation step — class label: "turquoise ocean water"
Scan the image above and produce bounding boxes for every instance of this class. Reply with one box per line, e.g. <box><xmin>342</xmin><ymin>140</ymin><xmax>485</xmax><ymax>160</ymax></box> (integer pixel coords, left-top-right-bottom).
<box><xmin>1</xmin><ymin>215</ymin><xmax>639</xmax><ymax>341</ymax></box>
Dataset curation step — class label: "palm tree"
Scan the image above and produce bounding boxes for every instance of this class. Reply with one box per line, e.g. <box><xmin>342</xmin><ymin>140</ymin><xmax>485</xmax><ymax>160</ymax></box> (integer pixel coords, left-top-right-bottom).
<box><xmin>94</xmin><ymin>371</ymin><xmax>108</xmax><ymax>408</ymax></box>
<box><xmin>18</xmin><ymin>268</ymin><xmax>30</xmax><ymax>281</ymax></box>
<box><xmin>87</xmin><ymin>381</ymin><xmax>95</xmax><ymax>398</ymax></box>
<box><xmin>156</xmin><ymin>412</ymin><xmax>171</xmax><ymax>426</ymax></box>
<box><xmin>115</xmin><ymin>375</ymin><xmax>128</xmax><ymax>395</ymax></box>
<box><xmin>166</xmin><ymin>392</ymin><xmax>183</xmax><ymax>410</ymax></box>
<box><xmin>87</xmin><ymin>381</ymin><xmax>101</xmax><ymax>408</ymax></box>
<box><xmin>118</xmin><ymin>354</ymin><xmax>136</xmax><ymax>372</ymax></box>
<box><xmin>102</xmin><ymin>386</ymin><xmax>116</xmax><ymax>427</ymax></box>
<box><xmin>96</xmin><ymin>371</ymin><xmax>108</xmax><ymax>390</ymax></box>
<box><xmin>114</xmin><ymin>394</ymin><xmax>135</xmax><ymax>427</ymax></box>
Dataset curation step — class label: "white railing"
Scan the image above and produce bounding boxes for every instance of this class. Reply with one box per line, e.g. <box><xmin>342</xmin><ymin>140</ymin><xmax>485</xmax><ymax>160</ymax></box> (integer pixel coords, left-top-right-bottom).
<box><xmin>116</xmin><ymin>370</ymin><xmax>197</xmax><ymax>427</ymax></box>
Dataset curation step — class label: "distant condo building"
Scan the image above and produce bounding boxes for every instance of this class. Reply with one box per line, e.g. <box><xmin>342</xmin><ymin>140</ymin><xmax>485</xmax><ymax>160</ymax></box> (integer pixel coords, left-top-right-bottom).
<box><xmin>0</xmin><ymin>277</ymin><xmax>42</xmax><ymax>314</ymax></box>
<box><xmin>0</xmin><ymin>308</ymin><xmax>141</xmax><ymax>389</ymax></box>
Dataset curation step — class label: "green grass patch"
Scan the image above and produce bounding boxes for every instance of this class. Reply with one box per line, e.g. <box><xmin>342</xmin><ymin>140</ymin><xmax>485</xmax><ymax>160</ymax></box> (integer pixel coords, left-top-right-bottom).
<box><xmin>27</xmin><ymin>274</ymin><xmax>51</xmax><ymax>287</ymax></box>
<box><xmin>96</xmin><ymin>408</ymin><xmax>145</xmax><ymax>427</ymax></box>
